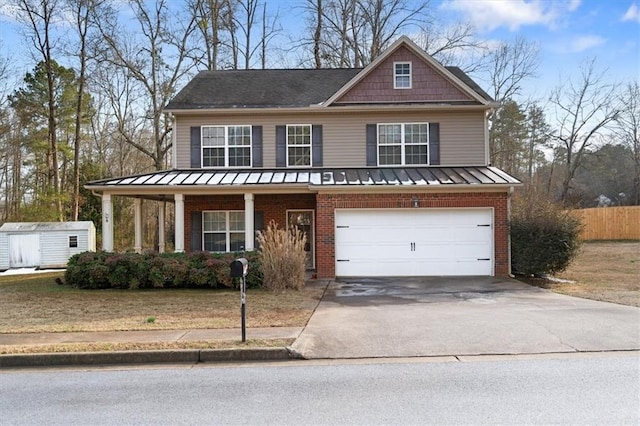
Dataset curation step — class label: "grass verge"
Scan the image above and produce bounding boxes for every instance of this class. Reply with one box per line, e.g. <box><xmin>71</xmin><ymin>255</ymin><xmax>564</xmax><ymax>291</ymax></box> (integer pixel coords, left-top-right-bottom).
<box><xmin>0</xmin><ymin>339</ymin><xmax>294</xmax><ymax>355</ymax></box>
<box><xmin>0</xmin><ymin>273</ymin><xmax>326</xmax><ymax>333</ymax></box>
<box><xmin>521</xmin><ymin>241</ymin><xmax>639</xmax><ymax>307</ymax></box>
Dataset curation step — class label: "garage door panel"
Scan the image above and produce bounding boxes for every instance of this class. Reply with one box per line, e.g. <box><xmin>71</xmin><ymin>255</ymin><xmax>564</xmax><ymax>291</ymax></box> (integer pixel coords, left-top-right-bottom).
<box><xmin>337</xmin><ymin>258</ymin><xmax>414</xmax><ymax>276</ymax></box>
<box><xmin>335</xmin><ymin>209</ymin><xmax>493</xmax><ymax>277</ymax></box>
<box><xmin>337</xmin><ymin>241</ymin><xmax>408</xmax><ymax>261</ymax></box>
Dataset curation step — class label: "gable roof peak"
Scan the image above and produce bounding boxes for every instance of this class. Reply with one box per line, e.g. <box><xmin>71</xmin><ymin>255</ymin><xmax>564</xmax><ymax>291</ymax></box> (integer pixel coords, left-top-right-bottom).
<box><xmin>322</xmin><ymin>35</ymin><xmax>492</xmax><ymax>106</ymax></box>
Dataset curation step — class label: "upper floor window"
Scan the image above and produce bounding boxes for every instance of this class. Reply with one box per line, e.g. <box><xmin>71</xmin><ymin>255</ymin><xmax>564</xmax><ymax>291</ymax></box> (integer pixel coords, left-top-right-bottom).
<box><xmin>287</xmin><ymin>124</ymin><xmax>312</xmax><ymax>166</ymax></box>
<box><xmin>394</xmin><ymin>62</ymin><xmax>412</xmax><ymax>89</ymax></box>
<box><xmin>202</xmin><ymin>125</ymin><xmax>251</xmax><ymax>167</ymax></box>
<box><xmin>378</xmin><ymin>123</ymin><xmax>429</xmax><ymax>165</ymax></box>
<box><xmin>202</xmin><ymin>211</ymin><xmax>245</xmax><ymax>252</ymax></box>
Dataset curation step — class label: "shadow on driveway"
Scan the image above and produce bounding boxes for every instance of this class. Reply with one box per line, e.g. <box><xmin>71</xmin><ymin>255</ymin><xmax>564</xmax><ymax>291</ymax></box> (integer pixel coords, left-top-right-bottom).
<box><xmin>291</xmin><ymin>277</ymin><xmax>640</xmax><ymax>359</ymax></box>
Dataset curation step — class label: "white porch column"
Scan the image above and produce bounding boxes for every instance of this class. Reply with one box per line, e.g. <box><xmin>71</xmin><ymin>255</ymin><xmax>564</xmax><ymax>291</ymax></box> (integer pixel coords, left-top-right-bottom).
<box><xmin>158</xmin><ymin>203</ymin><xmax>166</xmax><ymax>253</ymax></box>
<box><xmin>174</xmin><ymin>193</ymin><xmax>185</xmax><ymax>252</ymax></box>
<box><xmin>244</xmin><ymin>193</ymin><xmax>255</xmax><ymax>251</ymax></box>
<box><xmin>102</xmin><ymin>193</ymin><xmax>114</xmax><ymax>251</ymax></box>
<box><xmin>134</xmin><ymin>198</ymin><xmax>142</xmax><ymax>253</ymax></box>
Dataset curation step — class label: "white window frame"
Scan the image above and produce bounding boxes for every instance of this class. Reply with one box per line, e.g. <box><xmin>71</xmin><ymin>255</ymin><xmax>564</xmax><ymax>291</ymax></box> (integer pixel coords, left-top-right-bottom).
<box><xmin>394</xmin><ymin>61</ymin><xmax>412</xmax><ymax>89</ymax></box>
<box><xmin>201</xmin><ymin>125</ymin><xmax>252</xmax><ymax>168</ymax></box>
<box><xmin>202</xmin><ymin>211</ymin><xmax>246</xmax><ymax>252</ymax></box>
<box><xmin>286</xmin><ymin>124</ymin><xmax>313</xmax><ymax>167</ymax></box>
<box><xmin>377</xmin><ymin>122</ymin><xmax>430</xmax><ymax>166</ymax></box>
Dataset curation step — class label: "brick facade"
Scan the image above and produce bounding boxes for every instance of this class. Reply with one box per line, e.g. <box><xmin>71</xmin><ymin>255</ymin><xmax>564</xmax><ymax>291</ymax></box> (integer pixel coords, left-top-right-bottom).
<box><xmin>184</xmin><ymin>191</ymin><xmax>510</xmax><ymax>279</ymax></box>
<box><xmin>315</xmin><ymin>192</ymin><xmax>510</xmax><ymax>278</ymax></box>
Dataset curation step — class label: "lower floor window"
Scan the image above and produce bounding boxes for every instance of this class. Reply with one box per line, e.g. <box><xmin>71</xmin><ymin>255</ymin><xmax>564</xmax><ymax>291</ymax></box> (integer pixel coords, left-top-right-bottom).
<box><xmin>203</xmin><ymin>211</ymin><xmax>245</xmax><ymax>252</ymax></box>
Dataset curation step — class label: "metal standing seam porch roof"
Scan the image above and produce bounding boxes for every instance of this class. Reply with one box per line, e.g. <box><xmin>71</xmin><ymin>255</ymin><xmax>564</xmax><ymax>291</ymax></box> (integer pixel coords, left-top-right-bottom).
<box><xmin>86</xmin><ymin>166</ymin><xmax>520</xmax><ymax>191</ymax></box>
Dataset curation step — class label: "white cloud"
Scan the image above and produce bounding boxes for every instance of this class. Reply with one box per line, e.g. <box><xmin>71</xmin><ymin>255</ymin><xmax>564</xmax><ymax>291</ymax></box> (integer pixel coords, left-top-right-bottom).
<box><xmin>570</xmin><ymin>35</ymin><xmax>607</xmax><ymax>52</ymax></box>
<box><xmin>441</xmin><ymin>0</ymin><xmax>579</xmax><ymax>32</ymax></box>
<box><xmin>568</xmin><ymin>0</ymin><xmax>582</xmax><ymax>12</ymax></box>
<box><xmin>622</xmin><ymin>3</ymin><xmax>640</xmax><ymax>23</ymax></box>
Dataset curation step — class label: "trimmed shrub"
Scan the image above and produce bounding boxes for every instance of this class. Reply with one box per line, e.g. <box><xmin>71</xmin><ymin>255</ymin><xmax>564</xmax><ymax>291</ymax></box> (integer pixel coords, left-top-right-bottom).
<box><xmin>257</xmin><ymin>221</ymin><xmax>307</xmax><ymax>291</ymax></box>
<box><xmin>64</xmin><ymin>250</ymin><xmax>262</xmax><ymax>290</ymax></box>
<box><xmin>511</xmin><ymin>192</ymin><xmax>582</xmax><ymax>276</ymax></box>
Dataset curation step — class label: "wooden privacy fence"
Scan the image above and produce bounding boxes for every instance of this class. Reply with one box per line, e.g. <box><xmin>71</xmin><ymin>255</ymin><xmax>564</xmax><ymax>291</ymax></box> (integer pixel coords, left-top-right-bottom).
<box><xmin>570</xmin><ymin>206</ymin><xmax>640</xmax><ymax>240</ymax></box>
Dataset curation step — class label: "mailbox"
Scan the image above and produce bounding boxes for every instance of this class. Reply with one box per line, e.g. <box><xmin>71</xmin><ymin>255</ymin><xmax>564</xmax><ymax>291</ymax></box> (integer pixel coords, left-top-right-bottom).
<box><xmin>230</xmin><ymin>257</ymin><xmax>248</xmax><ymax>278</ymax></box>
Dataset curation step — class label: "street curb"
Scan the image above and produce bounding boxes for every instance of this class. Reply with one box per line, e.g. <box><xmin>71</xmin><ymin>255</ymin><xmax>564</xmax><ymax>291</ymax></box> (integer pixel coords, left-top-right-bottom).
<box><xmin>0</xmin><ymin>347</ymin><xmax>298</xmax><ymax>368</ymax></box>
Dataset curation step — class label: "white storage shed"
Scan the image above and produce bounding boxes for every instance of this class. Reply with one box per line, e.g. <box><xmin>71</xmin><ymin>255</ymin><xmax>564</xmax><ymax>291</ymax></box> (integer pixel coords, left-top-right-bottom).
<box><xmin>0</xmin><ymin>221</ymin><xmax>96</xmax><ymax>270</ymax></box>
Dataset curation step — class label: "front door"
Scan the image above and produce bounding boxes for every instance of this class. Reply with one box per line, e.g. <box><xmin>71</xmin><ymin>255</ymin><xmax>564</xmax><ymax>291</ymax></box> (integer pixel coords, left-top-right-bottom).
<box><xmin>287</xmin><ymin>210</ymin><xmax>315</xmax><ymax>270</ymax></box>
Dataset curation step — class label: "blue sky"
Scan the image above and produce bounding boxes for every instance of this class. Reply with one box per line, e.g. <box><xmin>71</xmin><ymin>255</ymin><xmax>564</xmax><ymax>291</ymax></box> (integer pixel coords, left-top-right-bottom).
<box><xmin>435</xmin><ymin>0</ymin><xmax>640</xmax><ymax>99</ymax></box>
<box><xmin>0</xmin><ymin>0</ymin><xmax>638</xmax><ymax>104</ymax></box>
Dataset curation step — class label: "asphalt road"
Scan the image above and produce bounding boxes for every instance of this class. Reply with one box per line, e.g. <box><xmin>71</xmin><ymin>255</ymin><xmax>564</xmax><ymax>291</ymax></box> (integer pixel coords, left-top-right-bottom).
<box><xmin>1</xmin><ymin>353</ymin><xmax>638</xmax><ymax>425</ymax></box>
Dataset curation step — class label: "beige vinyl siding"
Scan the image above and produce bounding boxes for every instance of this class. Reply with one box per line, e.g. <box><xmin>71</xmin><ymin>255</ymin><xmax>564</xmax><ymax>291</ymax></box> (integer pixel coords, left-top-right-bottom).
<box><xmin>175</xmin><ymin>110</ymin><xmax>486</xmax><ymax>168</ymax></box>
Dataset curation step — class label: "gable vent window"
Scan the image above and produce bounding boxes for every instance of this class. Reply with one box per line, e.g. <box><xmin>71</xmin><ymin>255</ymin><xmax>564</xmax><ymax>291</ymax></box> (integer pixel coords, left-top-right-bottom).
<box><xmin>69</xmin><ymin>235</ymin><xmax>78</xmax><ymax>248</ymax></box>
<box><xmin>394</xmin><ymin>62</ymin><xmax>412</xmax><ymax>89</ymax></box>
<box><xmin>201</xmin><ymin>125</ymin><xmax>252</xmax><ymax>168</ymax></box>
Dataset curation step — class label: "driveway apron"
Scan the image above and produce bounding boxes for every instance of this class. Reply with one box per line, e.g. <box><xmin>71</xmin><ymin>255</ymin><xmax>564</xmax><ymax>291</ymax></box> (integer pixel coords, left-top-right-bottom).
<box><xmin>291</xmin><ymin>277</ymin><xmax>640</xmax><ymax>359</ymax></box>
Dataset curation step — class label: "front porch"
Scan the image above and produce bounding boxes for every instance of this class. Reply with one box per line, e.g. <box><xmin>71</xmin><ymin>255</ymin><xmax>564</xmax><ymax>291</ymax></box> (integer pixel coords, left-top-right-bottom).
<box><xmin>88</xmin><ymin>166</ymin><xmax>521</xmax><ymax>278</ymax></box>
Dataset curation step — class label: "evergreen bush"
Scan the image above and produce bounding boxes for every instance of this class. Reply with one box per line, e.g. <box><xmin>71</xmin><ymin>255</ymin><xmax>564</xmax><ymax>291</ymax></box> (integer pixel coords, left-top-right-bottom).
<box><xmin>64</xmin><ymin>251</ymin><xmax>261</xmax><ymax>289</ymax></box>
<box><xmin>511</xmin><ymin>192</ymin><xmax>582</xmax><ymax>276</ymax></box>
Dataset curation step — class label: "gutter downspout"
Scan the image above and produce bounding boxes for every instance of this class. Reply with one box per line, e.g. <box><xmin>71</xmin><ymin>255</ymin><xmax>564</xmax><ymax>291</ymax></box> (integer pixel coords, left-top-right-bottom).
<box><xmin>508</xmin><ymin>185</ymin><xmax>514</xmax><ymax>277</ymax></box>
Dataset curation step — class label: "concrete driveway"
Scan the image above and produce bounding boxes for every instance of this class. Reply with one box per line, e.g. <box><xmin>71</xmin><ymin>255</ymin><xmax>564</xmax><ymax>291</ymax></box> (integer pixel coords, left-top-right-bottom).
<box><xmin>291</xmin><ymin>277</ymin><xmax>640</xmax><ymax>359</ymax></box>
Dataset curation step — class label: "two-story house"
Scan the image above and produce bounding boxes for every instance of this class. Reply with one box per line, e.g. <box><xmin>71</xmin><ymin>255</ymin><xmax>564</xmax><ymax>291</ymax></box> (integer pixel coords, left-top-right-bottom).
<box><xmin>86</xmin><ymin>36</ymin><xmax>520</xmax><ymax>278</ymax></box>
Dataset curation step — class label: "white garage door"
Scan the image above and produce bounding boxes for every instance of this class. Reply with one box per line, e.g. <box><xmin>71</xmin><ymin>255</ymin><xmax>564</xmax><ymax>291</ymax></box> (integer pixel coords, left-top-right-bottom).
<box><xmin>335</xmin><ymin>209</ymin><xmax>493</xmax><ymax>276</ymax></box>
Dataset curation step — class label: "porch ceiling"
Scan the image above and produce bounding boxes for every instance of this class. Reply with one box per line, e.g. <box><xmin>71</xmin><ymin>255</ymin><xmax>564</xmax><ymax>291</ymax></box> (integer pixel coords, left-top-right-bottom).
<box><xmin>85</xmin><ymin>166</ymin><xmax>521</xmax><ymax>194</ymax></box>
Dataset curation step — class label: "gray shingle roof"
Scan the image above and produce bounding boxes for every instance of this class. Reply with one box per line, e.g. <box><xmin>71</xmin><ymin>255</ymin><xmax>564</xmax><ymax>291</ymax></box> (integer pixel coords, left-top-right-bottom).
<box><xmin>446</xmin><ymin>66</ymin><xmax>493</xmax><ymax>102</ymax></box>
<box><xmin>165</xmin><ymin>67</ymin><xmax>492</xmax><ymax>110</ymax></box>
<box><xmin>166</xmin><ymin>68</ymin><xmax>362</xmax><ymax>109</ymax></box>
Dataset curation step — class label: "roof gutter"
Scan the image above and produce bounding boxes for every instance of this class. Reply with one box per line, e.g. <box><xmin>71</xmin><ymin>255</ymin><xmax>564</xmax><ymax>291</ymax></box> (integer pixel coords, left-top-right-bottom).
<box><xmin>311</xmin><ymin>183</ymin><xmax>521</xmax><ymax>193</ymax></box>
<box><xmin>164</xmin><ymin>103</ymin><xmax>493</xmax><ymax>115</ymax></box>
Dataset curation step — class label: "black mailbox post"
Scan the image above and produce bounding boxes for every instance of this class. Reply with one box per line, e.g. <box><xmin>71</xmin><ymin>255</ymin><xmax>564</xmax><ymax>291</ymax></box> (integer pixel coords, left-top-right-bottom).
<box><xmin>230</xmin><ymin>258</ymin><xmax>248</xmax><ymax>342</ymax></box>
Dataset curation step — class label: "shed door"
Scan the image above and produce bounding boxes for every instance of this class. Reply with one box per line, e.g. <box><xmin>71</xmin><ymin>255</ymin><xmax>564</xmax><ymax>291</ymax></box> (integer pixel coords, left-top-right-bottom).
<box><xmin>9</xmin><ymin>234</ymin><xmax>41</xmax><ymax>268</ymax></box>
<box><xmin>335</xmin><ymin>209</ymin><xmax>493</xmax><ymax>276</ymax></box>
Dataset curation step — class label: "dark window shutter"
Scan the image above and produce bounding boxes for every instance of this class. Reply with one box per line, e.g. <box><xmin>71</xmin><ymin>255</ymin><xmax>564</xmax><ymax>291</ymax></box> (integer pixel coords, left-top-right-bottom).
<box><xmin>190</xmin><ymin>127</ymin><xmax>201</xmax><ymax>168</ymax></box>
<box><xmin>312</xmin><ymin>125</ymin><xmax>323</xmax><ymax>167</ymax></box>
<box><xmin>429</xmin><ymin>123</ymin><xmax>440</xmax><ymax>165</ymax></box>
<box><xmin>275</xmin><ymin>125</ymin><xmax>286</xmax><ymax>167</ymax></box>
<box><xmin>366</xmin><ymin>124</ymin><xmax>377</xmax><ymax>166</ymax></box>
<box><xmin>190</xmin><ymin>211</ymin><xmax>202</xmax><ymax>251</ymax></box>
<box><xmin>252</xmin><ymin>125</ymin><xmax>263</xmax><ymax>167</ymax></box>
<box><xmin>254</xmin><ymin>211</ymin><xmax>264</xmax><ymax>249</ymax></box>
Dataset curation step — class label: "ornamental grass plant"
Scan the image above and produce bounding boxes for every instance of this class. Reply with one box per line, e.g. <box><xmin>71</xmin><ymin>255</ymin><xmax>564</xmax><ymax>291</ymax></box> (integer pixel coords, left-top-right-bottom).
<box><xmin>257</xmin><ymin>221</ymin><xmax>307</xmax><ymax>291</ymax></box>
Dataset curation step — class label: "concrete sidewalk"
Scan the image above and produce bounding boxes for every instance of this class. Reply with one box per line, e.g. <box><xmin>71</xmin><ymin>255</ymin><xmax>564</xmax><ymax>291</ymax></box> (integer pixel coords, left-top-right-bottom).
<box><xmin>0</xmin><ymin>327</ymin><xmax>304</xmax><ymax>368</ymax></box>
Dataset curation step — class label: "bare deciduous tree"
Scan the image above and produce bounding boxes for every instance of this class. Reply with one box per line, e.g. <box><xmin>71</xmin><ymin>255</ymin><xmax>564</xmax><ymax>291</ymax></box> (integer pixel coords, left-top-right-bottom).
<box><xmin>548</xmin><ymin>59</ymin><xmax>620</xmax><ymax>204</ymax></box>
<box><xmin>484</xmin><ymin>36</ymin><xmax>539</xmax><ymax>103</ymax></box>
<box><xmin>301</xmin><ymin>0</ymin><xmax>427</xmax><ymax>68</ymax></box>
<box><xmin>190</xmin><ymin>0</ymin><xmax>232</xmax><ymax>70</ymax></box>
<box><xmin>66</xmin><ymin>0</ymin><xmax>96</xmax><ymax>221</ymax></box>
<box><xmin>415</xmin><ymin>22</ymin><xmax>485</xmax><ymax>73</ymax></box>
<box><xmin>94</xmin><ymin>0</ymin><xmax>198</xmax><ymax>170</ymax></box>
<box><xmin>479</xmin><ymin>37</ymin><xmax>539</xmax><ymax>183</ymax></box>
<box><xmin>17</xmin><ymin>0</ymin><xmax>63</xmax><ymax>220</ymax></box>
<box><xmin>616</xmin><ymin>81</ymin><xmax>640</xmax><ymax>204</ymax></box>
